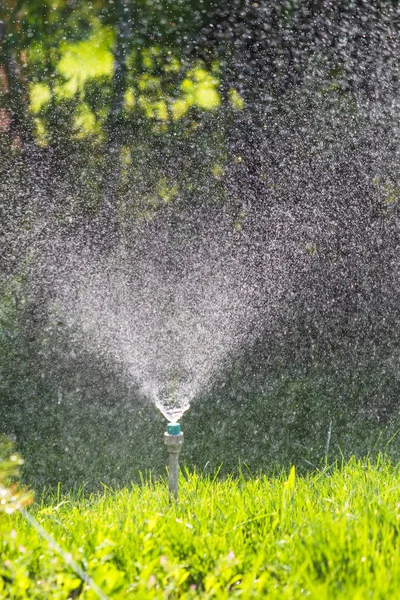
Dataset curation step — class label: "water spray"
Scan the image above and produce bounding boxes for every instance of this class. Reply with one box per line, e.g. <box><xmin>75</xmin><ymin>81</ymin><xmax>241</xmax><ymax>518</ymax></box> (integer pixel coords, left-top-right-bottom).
<box><xmin>164</xmin><ymin>422</ymin><xmax>183</xmax><ymax>500</ymax></box>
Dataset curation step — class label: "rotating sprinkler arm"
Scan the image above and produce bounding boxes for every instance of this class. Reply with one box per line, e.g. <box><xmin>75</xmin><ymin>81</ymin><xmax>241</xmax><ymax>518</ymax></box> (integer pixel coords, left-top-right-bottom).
<box><xmin>164</xmin><ymin>423</ymin><xmax>183</xmax><ymax>500</ymax></box>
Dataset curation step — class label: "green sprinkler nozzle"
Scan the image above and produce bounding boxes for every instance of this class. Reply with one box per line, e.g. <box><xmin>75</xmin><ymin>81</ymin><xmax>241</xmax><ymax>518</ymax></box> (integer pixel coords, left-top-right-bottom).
<box><xmin>167</xmin><ymin>422</ymin><xmax>181</xmax><ymax>435</ymax></box>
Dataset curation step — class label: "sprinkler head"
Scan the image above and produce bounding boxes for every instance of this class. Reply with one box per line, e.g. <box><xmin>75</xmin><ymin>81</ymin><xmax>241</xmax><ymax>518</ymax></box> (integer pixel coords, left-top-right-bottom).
<box><xmin>167</xmin><ymin>422</ymin><xmax>181</xmax><ymax>435</ymax></box>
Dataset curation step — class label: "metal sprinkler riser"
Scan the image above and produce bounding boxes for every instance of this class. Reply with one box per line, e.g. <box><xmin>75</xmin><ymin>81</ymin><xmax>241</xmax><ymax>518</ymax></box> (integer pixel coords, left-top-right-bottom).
<box><xmin>164</xmin><ymin>423</ymin><xmax>183</xmax><ymax>500</ymax></box>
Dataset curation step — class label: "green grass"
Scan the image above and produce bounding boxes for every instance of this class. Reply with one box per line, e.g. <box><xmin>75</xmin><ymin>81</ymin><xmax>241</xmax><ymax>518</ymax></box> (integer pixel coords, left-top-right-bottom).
<box><xmin>2</xmin><ymin>457</ymin><xmax>400</xmax><ymax>599</ymax></box>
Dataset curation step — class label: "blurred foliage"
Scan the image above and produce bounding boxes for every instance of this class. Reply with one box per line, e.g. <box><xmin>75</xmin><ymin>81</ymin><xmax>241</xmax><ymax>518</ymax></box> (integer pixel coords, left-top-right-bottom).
<box><xmin>1</xmin><ymin>0</ymin><xmax>226</xmax><ymax>146</ymax></box>
<box><xmin>0</xmin><ymin>436</ymin><xmax>32</xmax><ymax>514</ymax></box>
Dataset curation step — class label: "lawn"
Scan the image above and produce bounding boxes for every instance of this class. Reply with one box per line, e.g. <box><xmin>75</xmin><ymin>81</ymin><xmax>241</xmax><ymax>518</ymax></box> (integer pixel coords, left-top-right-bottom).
<box><xmin>1</xmin><ymin>457</ymin><xmax>400</xmax><ymax>599</ymax></box>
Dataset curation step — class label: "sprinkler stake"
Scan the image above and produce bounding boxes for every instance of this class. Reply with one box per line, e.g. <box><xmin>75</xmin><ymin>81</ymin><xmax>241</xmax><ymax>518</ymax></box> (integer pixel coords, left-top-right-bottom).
<box><xmin>164</xmin><ymin>423</ymin><xmax>183</xmax><ymax>500</ymax></box>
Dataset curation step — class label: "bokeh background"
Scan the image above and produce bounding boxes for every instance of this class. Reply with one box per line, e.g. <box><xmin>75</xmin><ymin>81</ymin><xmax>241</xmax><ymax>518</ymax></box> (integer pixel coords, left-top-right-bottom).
<box><xmin>1</xmin><ymin>0</ymin><xmax>400</xmax><ymax>489</ymax></box>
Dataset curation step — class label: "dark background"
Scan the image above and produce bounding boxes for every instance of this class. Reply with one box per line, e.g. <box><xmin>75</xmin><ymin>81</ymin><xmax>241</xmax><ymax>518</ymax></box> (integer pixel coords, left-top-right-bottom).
<box><xmin>1</xmin><ymin>0</ymin><xmax>400</xmax><ymax>489</ymax></box>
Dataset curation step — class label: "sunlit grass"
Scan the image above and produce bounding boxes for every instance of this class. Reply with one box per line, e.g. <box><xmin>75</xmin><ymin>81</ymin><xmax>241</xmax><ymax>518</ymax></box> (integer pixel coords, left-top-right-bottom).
<box><xmin>2</xmin><ymin>457</ymin><xmax>400</xmax><ymax>598</ymax></box>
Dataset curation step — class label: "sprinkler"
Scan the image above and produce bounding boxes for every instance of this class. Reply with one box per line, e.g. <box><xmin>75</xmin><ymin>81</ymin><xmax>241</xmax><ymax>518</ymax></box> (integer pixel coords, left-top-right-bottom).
<box><xmin>164</xmin><ymin>422</ymin><xmax>184</xmax><ymax>500</ymax></box>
